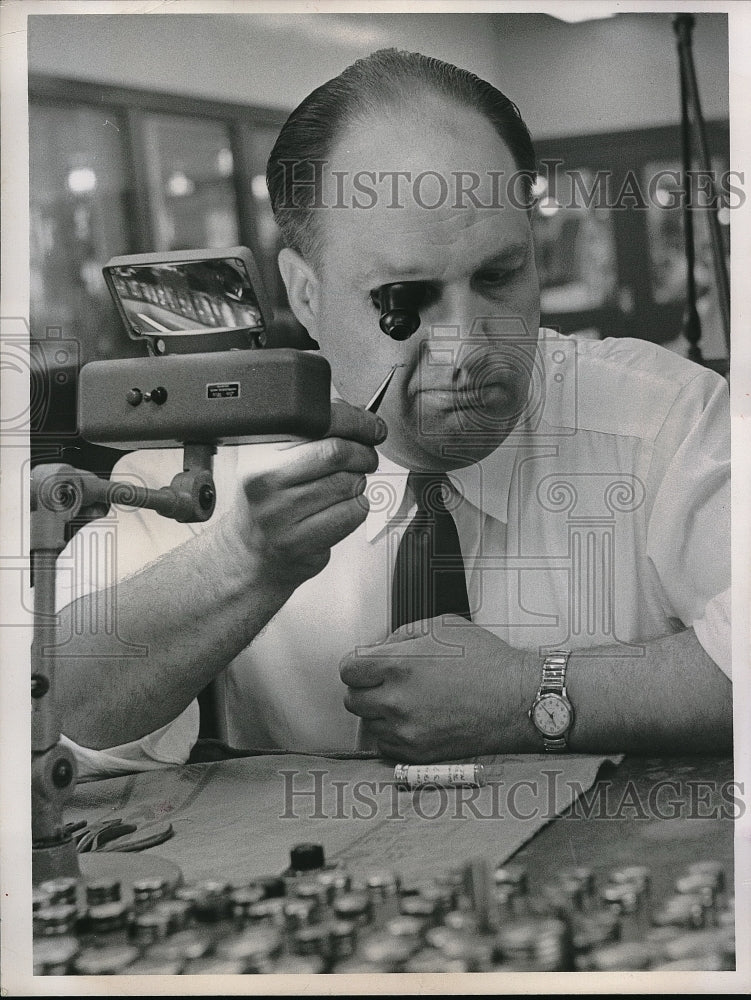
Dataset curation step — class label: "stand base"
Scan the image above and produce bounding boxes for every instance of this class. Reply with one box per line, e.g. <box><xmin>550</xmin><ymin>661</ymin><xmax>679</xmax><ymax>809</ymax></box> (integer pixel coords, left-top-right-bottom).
<box><xmin>32</xmin><ymin>839</ymin><xmax>81</xmax><ymax>885</ymax></box>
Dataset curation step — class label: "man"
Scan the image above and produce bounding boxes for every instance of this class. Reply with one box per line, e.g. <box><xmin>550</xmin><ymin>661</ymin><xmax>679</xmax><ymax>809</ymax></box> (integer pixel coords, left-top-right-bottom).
<box><xmin>55</xmin><ymin>49</ymin><xmax>731</xmax><ymax>777</ymax></box>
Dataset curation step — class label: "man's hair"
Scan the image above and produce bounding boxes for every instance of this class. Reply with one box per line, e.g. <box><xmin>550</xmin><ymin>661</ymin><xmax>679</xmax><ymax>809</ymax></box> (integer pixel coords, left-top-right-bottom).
<box><xmin>266</xmin><ymin>48</ymin><xmax>536</xmax><ymax>262</ymax></box>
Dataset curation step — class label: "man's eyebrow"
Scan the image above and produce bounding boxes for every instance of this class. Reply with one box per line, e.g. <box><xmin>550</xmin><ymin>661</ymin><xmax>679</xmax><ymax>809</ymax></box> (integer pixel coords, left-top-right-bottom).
<box><xmin>474</xmin><ymin>243</ymin><xmax>531</xmax><ymax>271</ymax></box>
<box><xmin>358</xmin><ymin>241</ymin><xmax>530</xmax><ymax>286</ymax></box>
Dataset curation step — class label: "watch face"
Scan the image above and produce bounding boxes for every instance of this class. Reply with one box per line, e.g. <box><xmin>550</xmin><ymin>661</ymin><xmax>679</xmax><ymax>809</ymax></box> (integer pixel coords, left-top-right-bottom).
<box><xmin>532</xmin><ymin>694</ymin><xmax>572</xmax><ymax>736</ymax></box>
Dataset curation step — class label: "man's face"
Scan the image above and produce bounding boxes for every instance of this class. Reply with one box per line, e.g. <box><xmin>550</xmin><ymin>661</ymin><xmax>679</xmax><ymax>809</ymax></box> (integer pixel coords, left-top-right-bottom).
<box><xmin>296</xmin><ymin>96</ymin><xmax>540</xmax><ymax>471</ymax></box>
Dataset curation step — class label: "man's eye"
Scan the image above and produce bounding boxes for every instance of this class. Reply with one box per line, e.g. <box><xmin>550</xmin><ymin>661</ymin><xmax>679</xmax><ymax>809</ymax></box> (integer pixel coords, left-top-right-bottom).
<box><xmin>477</xmin><ymin>270</ymin><xmax>512</xmax><ymax>285</ymax></box>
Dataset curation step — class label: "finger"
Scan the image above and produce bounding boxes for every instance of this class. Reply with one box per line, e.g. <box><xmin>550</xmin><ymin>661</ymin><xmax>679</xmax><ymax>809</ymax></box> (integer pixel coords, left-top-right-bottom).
<box><xmin>271</xmin><ymin>470</ymin><xmax>369</xmax><ymax>526</ymax></box>
<box><xmin>343</xmin><ymin>686</ymin><xmax>386</xmax><ymax>718</ymax></box>
<box><xmin>284</xmin><ymin>494</ymin><xmax>370</xmax><ymax>553</ymax></box>
<box><xmin>243</xmin><ymin>438</ymin><xmax>379</xmax><ymax>498</ymax></box>
<box><xmin>327</xmin><ymin>399</ymin><xmax>388</xmax><ymax>447</ymax></box>
<box><xmin>339</xmin><ymin>652</ymin><xmax>389</xmax><ymax>688</ymax></box>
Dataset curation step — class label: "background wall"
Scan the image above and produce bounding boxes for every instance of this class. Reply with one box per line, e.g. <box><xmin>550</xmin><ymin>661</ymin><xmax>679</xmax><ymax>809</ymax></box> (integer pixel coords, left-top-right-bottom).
<box><xmin>27</xmin><ymin>11</ymin><xmax>729</xmax><ymax>137</ymax></box>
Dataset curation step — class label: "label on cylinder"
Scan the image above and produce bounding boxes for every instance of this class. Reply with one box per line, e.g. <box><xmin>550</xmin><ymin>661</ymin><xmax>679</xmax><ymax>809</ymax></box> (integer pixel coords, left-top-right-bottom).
<box><xmin>393</xmin><ymin>763</ymin><xmax>485</xmax><ymax>789</ymax></box>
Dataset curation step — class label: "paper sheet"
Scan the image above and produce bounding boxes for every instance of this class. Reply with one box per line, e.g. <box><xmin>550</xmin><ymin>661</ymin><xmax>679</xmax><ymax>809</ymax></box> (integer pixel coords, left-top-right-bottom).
<box><xmin>68</xmin><ymin>752</ymin><xmax>622</xmax><ymax>885</ymax></box>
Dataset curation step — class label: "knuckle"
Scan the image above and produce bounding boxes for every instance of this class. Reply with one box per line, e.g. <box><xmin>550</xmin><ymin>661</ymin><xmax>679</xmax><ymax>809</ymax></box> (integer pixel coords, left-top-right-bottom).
<box><xmin>319</xmin><ymin>436</ymin><xmax>345</xmax><ymax>467</ymax></box>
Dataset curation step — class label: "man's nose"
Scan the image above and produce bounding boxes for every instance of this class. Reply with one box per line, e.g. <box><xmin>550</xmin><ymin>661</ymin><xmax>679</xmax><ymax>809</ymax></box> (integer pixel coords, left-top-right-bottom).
<box><xmin>421</xmin><ymin>285</ymin><xmax>490</xmax><ymax>340</ymax></box>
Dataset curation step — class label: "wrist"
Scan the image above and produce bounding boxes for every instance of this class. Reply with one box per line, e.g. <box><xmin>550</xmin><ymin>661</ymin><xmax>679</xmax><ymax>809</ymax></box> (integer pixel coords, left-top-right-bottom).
<box><xmin>211</xmin><ymin>515</ymin><xmax>295</xmax><ymax>604</ymax></box>
<box><xmin>518</xmin><ymin>649</ymin><xmax>545</xmax><ymax>751</ymax></box>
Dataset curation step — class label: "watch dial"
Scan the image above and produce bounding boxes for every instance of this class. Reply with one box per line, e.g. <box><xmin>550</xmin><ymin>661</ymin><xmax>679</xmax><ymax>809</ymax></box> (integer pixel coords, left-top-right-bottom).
<box><xmin>532</xmin><ymin>695</ymin><xmax>571</xmax><ymax>736</ymax></box>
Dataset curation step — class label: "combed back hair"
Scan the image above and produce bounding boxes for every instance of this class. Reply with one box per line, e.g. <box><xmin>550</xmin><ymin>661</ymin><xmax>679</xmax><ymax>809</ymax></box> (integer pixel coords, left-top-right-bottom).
<box><xmin>266</xmin><ymin>48</ymin><xmax>536</xmax><ymax>262</ymax></box>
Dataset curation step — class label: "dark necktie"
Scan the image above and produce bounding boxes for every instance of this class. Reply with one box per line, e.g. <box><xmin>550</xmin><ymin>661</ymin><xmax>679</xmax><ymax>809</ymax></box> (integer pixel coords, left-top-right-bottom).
<box><xmin>391</xmin><ymin>472</ymin><xmax>472</xmax><ymax>631</ymax></box>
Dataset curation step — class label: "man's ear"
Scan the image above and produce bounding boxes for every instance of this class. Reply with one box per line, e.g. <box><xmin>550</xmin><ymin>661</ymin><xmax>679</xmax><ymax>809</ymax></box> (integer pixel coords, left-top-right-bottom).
<box><xmin>278</xmin><ymin>248</ymin><xmax>320</xmax><ymax>337</ymax></box>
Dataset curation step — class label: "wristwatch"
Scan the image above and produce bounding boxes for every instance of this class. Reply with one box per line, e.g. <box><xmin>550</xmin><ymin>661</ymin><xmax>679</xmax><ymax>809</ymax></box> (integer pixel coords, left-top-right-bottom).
<box><xmin>528</xmin><ymin>650</ymin><xmax>574</xmax><ymax>751</ymax></box>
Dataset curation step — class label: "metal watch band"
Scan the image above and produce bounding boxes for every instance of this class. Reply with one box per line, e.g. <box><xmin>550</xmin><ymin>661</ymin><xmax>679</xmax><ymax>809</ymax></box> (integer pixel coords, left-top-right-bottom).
<box><xmin>540</xmin><ymin>650</ymin><xmax>570</xmax><ymax>695</ymax></box>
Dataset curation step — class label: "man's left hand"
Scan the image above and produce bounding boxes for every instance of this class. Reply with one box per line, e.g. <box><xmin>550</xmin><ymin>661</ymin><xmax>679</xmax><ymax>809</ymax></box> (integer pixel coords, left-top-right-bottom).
<box><xmin>340</xmin><ymin>616</ymin><xmax>537</xmax><ymax>761</ymax></box>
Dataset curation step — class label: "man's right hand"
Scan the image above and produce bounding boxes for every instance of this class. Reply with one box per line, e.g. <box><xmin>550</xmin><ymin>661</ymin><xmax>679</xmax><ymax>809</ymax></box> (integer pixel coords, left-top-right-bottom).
<box><xmin>218</xmin><ymin>399</ymin><xmax>387</xmax><ymax>591</ymax></box>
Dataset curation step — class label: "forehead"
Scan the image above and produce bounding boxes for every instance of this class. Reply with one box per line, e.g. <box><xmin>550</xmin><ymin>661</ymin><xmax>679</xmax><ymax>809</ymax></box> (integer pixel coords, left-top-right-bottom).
<box><xmin>317</xmin><ymin>96</ymin><xmax>531</xmax><ymax>278</ymax></box>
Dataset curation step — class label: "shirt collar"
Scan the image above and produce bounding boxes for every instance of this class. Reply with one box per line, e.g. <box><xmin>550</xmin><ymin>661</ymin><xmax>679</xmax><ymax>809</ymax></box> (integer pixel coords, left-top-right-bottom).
<box><xmin>364</xmin><ymin>426</ymin><xmax>522</xmax><ymax>541</ymax></box>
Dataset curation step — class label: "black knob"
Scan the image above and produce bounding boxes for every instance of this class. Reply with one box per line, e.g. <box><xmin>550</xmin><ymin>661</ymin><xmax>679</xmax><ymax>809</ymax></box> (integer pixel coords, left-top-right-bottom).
<box><xmin>150</xmin><ymin>386</ymin><xmax>168</xmax><ymax>405</ymax></box>
<box><xmin>31</xmin><ymin>674</ymin><xmax>50</xmax><ymax>698</ymax></box>
<box><xmin>126</xmin><ymin>388</ymin><xmax>143</xmax><ymax>407</ymax></box>
<box><xmin>380</xmin><ymin>310</ymin><xmax>421</xmax><ymax>341</ymax></box>
<box><xmin>51</xmin><ymin>758</ymin><xmax>74</xmax><ymax>789</ymax></box>
<box><xmin>289</xmin><ymin>843</ymin><xmax>325</xmax><ymax>872</ymax></box>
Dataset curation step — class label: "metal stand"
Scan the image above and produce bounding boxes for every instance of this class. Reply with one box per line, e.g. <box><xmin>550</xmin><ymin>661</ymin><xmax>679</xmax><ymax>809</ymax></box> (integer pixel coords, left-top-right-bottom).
<box><xmin>30</xmin><ymin>444</ymin><xmax>216</xmax><ymax>885</ymax></box>
<box><xmin>673</xmin><ymin>13</ymin><xmax>731</xmax><ymax>363</ymax></box>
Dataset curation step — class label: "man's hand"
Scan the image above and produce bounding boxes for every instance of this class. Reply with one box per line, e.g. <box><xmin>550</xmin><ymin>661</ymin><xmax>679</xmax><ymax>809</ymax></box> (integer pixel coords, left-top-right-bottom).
<box><xmin>219</xmin><ymin>399</ymin><xmax>387</xmax><ymax>591</ymax></box>
<box><xmin>340</xmin><ymin>615</ymin><xmax>538</xmax><ymax>762</ymax></box>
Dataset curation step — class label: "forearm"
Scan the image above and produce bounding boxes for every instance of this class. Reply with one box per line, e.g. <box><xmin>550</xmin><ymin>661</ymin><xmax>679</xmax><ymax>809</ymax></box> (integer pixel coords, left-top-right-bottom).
<box><xmin>55</xmin><ymin>516</ymin><xmax>294</xmax><ymax>749</ymax></box>
<box><xmin>513</xmin><ymin>629</ymin><xmax>732</xmax><ymax>755</ymax></box>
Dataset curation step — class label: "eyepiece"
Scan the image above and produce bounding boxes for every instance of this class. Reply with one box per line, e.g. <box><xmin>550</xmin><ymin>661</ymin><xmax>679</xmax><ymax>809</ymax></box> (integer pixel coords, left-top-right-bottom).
<box><xmin>374</xmin><ymin>282</ymin><xmax>425</xmax><ymax>341</ymax></box>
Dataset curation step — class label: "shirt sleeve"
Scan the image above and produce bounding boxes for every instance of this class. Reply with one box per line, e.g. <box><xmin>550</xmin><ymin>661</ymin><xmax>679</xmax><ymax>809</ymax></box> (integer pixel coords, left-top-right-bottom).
<box><xmin>645</xmin><ymin>368</ymin><xmax>731</xmax><ymax>677</ymax></box>
<box><xmin>54</xmin><ymin>450</ymin><xmax>199</xmax><ymax>778</ymax></box>
<box><xmin>60</xmin><ymin>701</ymin><xmax>199</xmax><ymax>782</ymax></box>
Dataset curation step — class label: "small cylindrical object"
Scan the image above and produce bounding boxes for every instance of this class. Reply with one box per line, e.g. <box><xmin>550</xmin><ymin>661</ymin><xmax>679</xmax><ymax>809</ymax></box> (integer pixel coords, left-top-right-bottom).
<box><xmin>675</xmin><ymin>872</ymin><xmax>719</xmax><ymax>916</ymax></box>
<box><xmin>652</xmin><ymin>893</ymin><xmax>706</xmax><ymax>931</ymax></box>
<box><xmin>215</xmin><ymin>926</ymin><xmax>283</xmax><ymax>971</ymax></box>
<box><xmin>366</xmin><ymin>869</ymin><xmax>401</xmax><ymax>925</ymax></box>
<box><xmin>292</xmin><ymin>878</ymin><xmax>329</xmax><ymax>909</ymax></box>
<box><xmin>292</xmin><ymin>923</ymin><xmax>332</xmax><ymax>960</ymax></box>
<box><xmin>571</xmin><ymin>909</ymin><xmax>622</xmax><ymax>956</ymax></box>
<box><xmin>231</xmin><ymin>884</ymin><xmax>267</xmax><ymax>924</ymax></box>
<box><xmin>562</xmin><ymin>867</ymin><xmax>596</xmax><ymax>900</ymax></box>
<box><xmin>328</xmin><ymin>918</ymin><xmax>358</xmax><ymax>961</ymax></box>
<box><xmin>358</xmin><ymin>929</ymin><xmax>415</xmax><ymax>969</ymax></box>
<box><xmin>34</xmin><ymin>903</ymin><xmax>79</xmax><ymax>937</ymax></box>
<box><xmin>425</xmin><ymin>927</ymin><xmax>493</xmax><ymax>971</ymax></box>
<box><xmin>132</xmin><ymin>876</ymin><xmax>169</xmax><ymax>912</ymax></box>
<box><xmin>609</xmin><ymin>865</ymin><xmax>651</xmax><ymax>894</ymax></box>
<box><xmin>74</xmin><ymin>944</ymin><xmax>140</xmax><ymax>975</ymax></box>
<box><xmin>39</xmin><ymin>877</ymin><xmax>78</xmax><ymax>907</ymax></box>
<box><xmin>686</xmin><ymin>860</ymin><xmax>725</xmax><ymax>895</ymax></box>
<box><xmin>582</xmin><ymin>941</ymin><xmax>654</xmax><ymax>972</ymax></box>
<box><xmin>246</xmin><ymin>897</ymin><xmax>287</xmax><ymax>928</ymax></box>
<box><xmin>316</xmin><ymin>868</ymin><xmax>352</xmax><ymax>901</ymax></box>
<box><xmin>394</xmin><ymin>762</ymin><xmax>485</xmax><ymax>789</ymax></box>
<box><xmin>130</xmin><ymin>908</ymin><xmax>172</xmax><ymax>946</ymax></box>
<box><xmin>385</xmin><ymin>914</ymin><xmax>425</xmax><ymax>953</ymax></box>
<box><xmin>399</xmin><ymin>893</ymin><xmax>442</xmax><ymax>926</ymax></box>
<box><xmin>191</xmin><ymin>882</ymin><xmax>232</xmax><ymax>924</ymax></box>
<box><xmin>494</xmin><ymin>862</ymin><xmax>529</xmax><ymax>895</ymax></box>
<box><xmin>284</xmin><ymin>896</ymin><xmax>318</xmax><ymax>930</ymax></box>
<box><xmin>443</xmin><ymin>910</ymin><xmax>479</xmax><ymax>933</ymax></box>
<box><xmin>148</xmin><ymin>929</ymin><xmax>214</xmax><ymax>964</ymax></box>
<box><xmin>289</xmin><ymin>843</ymin><xmax>326</xmax><ymax>873</ymax></box>
<box><xmin>600</xmin><ymin>882</ymin><xmax>640</xmax><ymax>916</ymax></box>
<box><xmin>333</xmin><ymin>891</ymin><xmax>372</xmax><ymax>928</ymax></box>
<box><xmin>257</xmin><ymin>875</ymin><xmax>286</xmax><ymax>899</ymax></box>
<box><xmin>33</xmin><ymin>935</ymin><xmax>79</xmax><ymax>975</ymax></box>
<box><xmin>86</xmin><ymin>878</ymin><xmax>122</xmax><ymax>907</ymax></box>
<box><xmin>495</xmin><ymin>916</ymin><xmax>570</xmax><ymax>972</ymax></box>
<box><xmin>151</xmin><ymin>898</ymin><xmax>193</xmax><ymax>934</ymax></box>
<box><xmin>32</xmin><ymin>887</ymin><xmax>53</xmax><ymax>913</ymax></box>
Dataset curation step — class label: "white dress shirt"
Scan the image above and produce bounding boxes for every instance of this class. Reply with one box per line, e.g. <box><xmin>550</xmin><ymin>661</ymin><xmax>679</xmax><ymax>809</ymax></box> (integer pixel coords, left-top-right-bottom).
<box><xmin>56</xmin><ymin>333</ymin><xmax>731</xmax><ymax>778</ymax></box>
